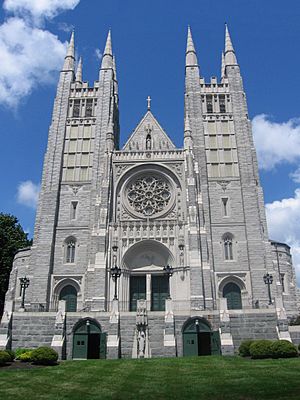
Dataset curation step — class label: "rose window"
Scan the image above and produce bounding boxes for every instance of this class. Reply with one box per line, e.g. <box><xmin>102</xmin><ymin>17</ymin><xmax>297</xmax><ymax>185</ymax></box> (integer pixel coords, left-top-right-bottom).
<box><xmin>127</xmin><ymin>176</ymin><xmax>171</xmax><ymax>216</ymax></box>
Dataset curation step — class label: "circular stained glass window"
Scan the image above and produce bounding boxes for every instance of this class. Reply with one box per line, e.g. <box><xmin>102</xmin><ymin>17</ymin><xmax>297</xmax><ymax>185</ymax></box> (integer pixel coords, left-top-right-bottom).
<box><xmin>127</xmin><ymin>175</ymin><xmax>172</xmax><ymax>217</ymax></box>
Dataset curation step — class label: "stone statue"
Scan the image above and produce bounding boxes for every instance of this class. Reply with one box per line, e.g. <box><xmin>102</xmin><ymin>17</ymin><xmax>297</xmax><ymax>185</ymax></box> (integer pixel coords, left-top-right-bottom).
<box><xmin>138</xmin><ymin>330</ymin><xmax>146</xmax><ymax>358</ymax></box>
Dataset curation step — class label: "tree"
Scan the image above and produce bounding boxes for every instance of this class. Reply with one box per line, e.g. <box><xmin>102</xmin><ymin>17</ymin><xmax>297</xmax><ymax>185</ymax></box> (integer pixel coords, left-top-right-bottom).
<box><xmin>0</xmin><ymin>213</ymin><xmax>32</xmax><ymax>317</ymax></box>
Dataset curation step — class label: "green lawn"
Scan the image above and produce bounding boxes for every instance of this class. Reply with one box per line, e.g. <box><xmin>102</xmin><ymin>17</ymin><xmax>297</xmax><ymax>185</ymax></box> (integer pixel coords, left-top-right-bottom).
<box><xmin>0</xmin><ymin>356</ymin><xmax>300</xmax><ymax>400</ymax></box>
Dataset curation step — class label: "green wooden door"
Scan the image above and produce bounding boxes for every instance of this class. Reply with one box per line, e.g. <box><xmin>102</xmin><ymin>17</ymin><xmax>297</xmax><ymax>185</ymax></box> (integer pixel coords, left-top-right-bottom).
<box><xmin>151</xmin><ymin>275</ymin><xmax>169</xmax><ymax>311</ymax></box>
<box><xmin>59</xmin><ymin>285</ymin><xmax>77</xmax><ymax>312</ymax></box>
<box><xmin>211</xmin><ymin>331</ymin><xmax>221</xmax><ymax>355</ymax></box>
<box><xmin>183</xmin><ymin>333</ymin><xmax>198</xmax><ymax>356</ymax></box>
<box><xmin>73</xmin><ymin>333</ymin><xmax>88</xmax><ymax>359</ymax></box>
<box><xmin>223</xmin><ymin>283</ymin><xmax>242</xmax><ymax>310</ymax></box>
<box><xmin>130</xmin><ymin>276</ymin><xmax>146</xmax><ymax>311</ymax></box>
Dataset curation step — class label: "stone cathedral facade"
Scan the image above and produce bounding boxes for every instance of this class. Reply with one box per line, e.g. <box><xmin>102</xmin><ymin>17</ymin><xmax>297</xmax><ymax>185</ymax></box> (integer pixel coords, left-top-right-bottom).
<box><xmin>1</xmin><ymin>26</ymin><xmax>299</xmax><ymax>359</ymax></box>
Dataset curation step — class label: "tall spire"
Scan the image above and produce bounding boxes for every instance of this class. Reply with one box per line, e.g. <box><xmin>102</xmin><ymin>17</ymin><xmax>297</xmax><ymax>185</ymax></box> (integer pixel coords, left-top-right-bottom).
<box><xmin>75</xmin><ymin>57</ymin><xmax>82</xmax><ymax>82</ymax></box>
<box><xmin>224</xmin><ymin>24</ymin><xmax>238</xmax><ymax>66</ymax></box>
<box><xmin>62</xmin><ymin>31</ymin><xmax>75</xmax><ymax>72</ymax></box>
<box><xmin>112</xmin><ymin>55</ymin><xmax>118</xmax><ymax>95</ymax></box>
<box><xmin>186</xmin><ymin>26</ymin><xmax>199</xmax><ymax>68</ymax></box>
<box><xmin>101</xmin><ymin>30</ymin><xmax>113</xmax><ymax>69</ymax></box>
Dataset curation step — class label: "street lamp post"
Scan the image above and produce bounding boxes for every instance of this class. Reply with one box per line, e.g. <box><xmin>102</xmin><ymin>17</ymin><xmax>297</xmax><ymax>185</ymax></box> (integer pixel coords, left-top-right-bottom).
<box><xmin>111</xmin><ymin>245</ymin><xmax>121</xmax><ymax>300</ymax></box>
<box><xmin>163</xmin><ymin>264</ymin><xmax>173</xmax><ymax>299</ymax></box>
<box><xmin>19</xmin><ymin>276</ymin><xmax>30</xmax><ymax>309</ymax></box>
<box><xmin>263</xmin><ymin>273</ymin><xmax>273</xmax><ymax>305</ymax></box>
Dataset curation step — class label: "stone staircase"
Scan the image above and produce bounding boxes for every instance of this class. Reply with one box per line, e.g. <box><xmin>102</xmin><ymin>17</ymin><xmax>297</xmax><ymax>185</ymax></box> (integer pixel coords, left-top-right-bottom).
<box><xmin>119</xmin><ymin>313</ymin><xmax>137</xmax><ymax>358</ymax></box>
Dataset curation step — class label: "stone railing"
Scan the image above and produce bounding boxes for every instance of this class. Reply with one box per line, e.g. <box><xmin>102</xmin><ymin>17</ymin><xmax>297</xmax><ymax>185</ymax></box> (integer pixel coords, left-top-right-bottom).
<box><xmin>113</xmin><ymin>149</ymin><xmax>184</xmax><ymax>161</ymax></box>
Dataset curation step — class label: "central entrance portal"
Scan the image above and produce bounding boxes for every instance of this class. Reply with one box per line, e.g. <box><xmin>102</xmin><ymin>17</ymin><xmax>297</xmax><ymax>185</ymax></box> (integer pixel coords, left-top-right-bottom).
<box><xmin>129</xmin><ymin>275</ymin><xmax>169</xmax><ymax>311</ymax></box>
<box><xmin>183</xmin><ymin>318</ymin><xmax>221</xmax><ymax>357</ymax></box>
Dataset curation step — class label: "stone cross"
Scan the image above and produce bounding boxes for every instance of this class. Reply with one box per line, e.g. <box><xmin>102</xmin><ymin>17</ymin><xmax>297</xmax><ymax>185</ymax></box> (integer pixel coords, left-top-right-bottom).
<box><xmin>147</xmin><ymin>96</ymin><xmax>151</xmax><ymax>110</ymax></box>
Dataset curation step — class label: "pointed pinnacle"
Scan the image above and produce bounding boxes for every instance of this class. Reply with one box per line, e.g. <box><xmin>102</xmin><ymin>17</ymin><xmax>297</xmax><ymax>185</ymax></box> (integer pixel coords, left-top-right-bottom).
<box><xmin>63</xmin><ymin>31</ymin><xmax>75</xmax><ymax>72</ymax></box>
<box><xmin>101</xmin><ymin>30</ymin><xmax>113</xmax><ymax>69</ymax></box>
<box><xmin>186</xmin><ymin>26</ymin><xmax>198</xmax><ymax>67</ymax></box>
<box><xmin>75</xmin><ymin>57</ymin><xmax>82</xmax><ymax>82</ymax></box>
<box><xmin>224</xmin><ymin>24</ymin><xmax>238</xmax><ymax>65</ymax></box>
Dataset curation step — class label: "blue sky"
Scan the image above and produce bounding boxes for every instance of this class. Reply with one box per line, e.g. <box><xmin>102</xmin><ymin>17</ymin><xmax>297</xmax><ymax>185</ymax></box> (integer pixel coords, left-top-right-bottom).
<box><xmin>1</xmin><ymin>0</ymin><xmax>300</xmax><ymax>281</ymax></box>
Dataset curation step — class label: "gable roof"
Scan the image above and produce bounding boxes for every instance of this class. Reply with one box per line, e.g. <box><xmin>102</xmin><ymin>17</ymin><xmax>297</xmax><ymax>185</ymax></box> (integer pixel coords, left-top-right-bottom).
<box><xmin>122</xmin><ymin>111</ymin><xmax>176</xmax><ymax>151</ymax></box>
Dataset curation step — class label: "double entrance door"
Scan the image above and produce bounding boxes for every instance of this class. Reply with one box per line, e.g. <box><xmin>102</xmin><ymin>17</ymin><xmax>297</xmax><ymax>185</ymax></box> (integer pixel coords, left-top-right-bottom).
<box><xmin>130</xmin><ymin>275</ymin><xmax>169</xmax><ymax>311</ymax></box>
<box><xmin>73</xmin><ymin>321</ymin><xmax>107</xmax><ymax>359</ymax></box>
<box><xmin>183</xmin><ymin>319</ymin><xmax>221</xmax><ymax>357</ymax></box>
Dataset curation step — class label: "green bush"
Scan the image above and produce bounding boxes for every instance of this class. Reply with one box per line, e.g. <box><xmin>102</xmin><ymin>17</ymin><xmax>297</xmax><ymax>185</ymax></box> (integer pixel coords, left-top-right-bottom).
<box><xmin>5</xmin><ymin>350</ymin><xmax>15</xmax><ymax>362</ymax></box>
<box><xmin>249</xmin><ymin>340</ymin><xmax>274</xmax><ymax>359</ymax></box>
<box><xmin>18</xmin><ymin>351</ymin><xmax>33</xmax><ymax>362</ymax></box>
<box><xmin>15</xmin><ymin>348</ymin><xmax>34</xmax><ymax>359</ymax></box>
<box><xmin>0</xmin><ymin>350</ymin><xmax>11</xmax><ymax>366</ymax></box>
<box><xmin>239</xmin><ymin>340</ymin><xmax>254</xmax><ymax>357</ymax></box>
<box><xmin>31</xmin><ymin>347</ymin><xmax>58</xmax><ymax>365</ymax></box>
<box><xmin>271</xmin><ymin>340</ymin><xmax>298</xmax><ymax>358</ymax></box>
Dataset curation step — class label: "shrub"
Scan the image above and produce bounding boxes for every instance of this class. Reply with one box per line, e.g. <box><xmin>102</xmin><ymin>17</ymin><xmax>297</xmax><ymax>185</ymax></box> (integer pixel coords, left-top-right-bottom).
<box><xmin>5</xmin><ymin>350</ymin><xmax>15</xmax><ymax>362</ymax></box>
<box><xmin>18</xmin><ymin>351</ymin><xmax>33</xmax><ymax>362</ymax></box>
<box><xmin>0</xmin><ymin>350</ymin><xmax>11</xmax><ymax>366</ymax></box>
<box><xmin>298</xmin><ymin>343</ymin><xmax>300</xmax><ymax>352</ymax></box>
<box><xmin>15</xmin><ymin>348</ymin><xmax>34</xmax><ymax>359</ymax></box>
<box><xmin>249</xmin><ymin>340</ymin><xmax>274</xmax><ymax>359</ymax></box>
<box><xmin>31</xmin><ymin>347</ymin><xmax>58</xmax><ymax>365</ymax></box>
<box><xmin>239</xmin><ymin>340</ymin><xmax>254</xmax><ymax>357</ymax></box>
<box><xmin>271</xmin><ymin>340</ymin><xmax>298</xmax><ymax>358</ymax></box>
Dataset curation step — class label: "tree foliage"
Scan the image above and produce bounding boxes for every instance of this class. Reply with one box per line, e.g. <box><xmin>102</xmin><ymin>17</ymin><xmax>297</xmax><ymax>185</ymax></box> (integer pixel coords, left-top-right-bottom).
<box><xmin>0</xmin><ymin>213</ymin><xmax>32</xmax><ymax>316</ymax></box>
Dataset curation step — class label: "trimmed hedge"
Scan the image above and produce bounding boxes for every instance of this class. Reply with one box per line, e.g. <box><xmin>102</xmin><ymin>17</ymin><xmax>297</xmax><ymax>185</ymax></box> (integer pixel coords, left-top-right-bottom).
<box><xmin>0</xmin><ymin>350</ymin><xmax>11</xmax><ymax>366</ymax></box>
<box><xmin>271</xmin><ymin>340</ymin><xmax>298</xmax><ymax>358</ymax></box>
<box><xmin>31</xmin><ymin>347</ymin><xmax>58</xmax><ymax>365</ymax></box>
<box><xmin>249</xmin><ymin>340</ymin><xmax>274</xmax><ymax>359</ymax></box>
<box><xmin>239</xmin><ymin>340</ymin><xmax>254</xmax><ymax>357</ymax></box>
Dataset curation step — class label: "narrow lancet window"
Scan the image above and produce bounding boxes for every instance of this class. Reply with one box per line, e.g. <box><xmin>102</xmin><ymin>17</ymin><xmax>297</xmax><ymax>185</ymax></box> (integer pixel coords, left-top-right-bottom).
<box><xmin>223</xmin><ymin>233</ymin><xmax>233</xmax><ymax>260</ymax></box>
<box><xmin>66</xmin><ymin>238</ymin><xmax>76</xmax><ymax>263</ymax></box>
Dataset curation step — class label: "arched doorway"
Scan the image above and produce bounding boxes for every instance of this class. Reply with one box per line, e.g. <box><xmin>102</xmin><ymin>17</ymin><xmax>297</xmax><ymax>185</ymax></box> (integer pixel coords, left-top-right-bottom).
<box><xmin>122</xmin><ymin>240</ymin><xmax>174</xmax><ymax>311</ymax></box>
<box><xmin>182</xmin><ymin>318</ymin><xmax>221</xmax><ymax>357</ymax></box>
<box><xmin>223</xmin><ymin>282</ymin><xmax>242</xmax><ymax>310</ymax></box>
<box><xmin>59</xmin><ymin>285</ymin><xmax>77</xmax><ymax>312</ymax></box>
<box><xmin>73</xmin><ymin>319</ymin><xmax>107</xmax><ymax>359</ymax></box>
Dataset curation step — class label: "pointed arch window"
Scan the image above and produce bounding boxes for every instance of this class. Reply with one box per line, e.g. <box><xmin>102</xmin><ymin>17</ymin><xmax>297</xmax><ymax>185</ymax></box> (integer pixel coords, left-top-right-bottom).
<box><xmin>66</xmin><ymin>237</ymin><xmax>76</xmax><ymax>263</ymax></box>
<box><xmin>223</xmin><ymin>233</ymin><xmax>233</xmax><ymax>260</ymax></box>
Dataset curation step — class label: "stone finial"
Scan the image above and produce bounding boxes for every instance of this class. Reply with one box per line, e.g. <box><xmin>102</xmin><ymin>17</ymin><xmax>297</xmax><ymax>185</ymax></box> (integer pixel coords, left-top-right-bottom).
<box><xmin>75</xmin><ymin>57</ymin><xmax>82</xmax><ymax>82</ymax></box>
<box><xmin>101</xmin><ymin>30</ymin><xmax>113</xmax><ymax>69</ymax></box>
<box><xmin>62</xmin><ymin>31</ymin><xmax>75</xmax><ymax>72</ymax></box>
<box><xmin>224</xmin><ymin>23</ymin><xmax>238</xmax><ymax>66</ymax></box>
<box><xmin>186</xmin><ymin>25</ymin><xmax>199</xmax><ymax>67</ymax></box>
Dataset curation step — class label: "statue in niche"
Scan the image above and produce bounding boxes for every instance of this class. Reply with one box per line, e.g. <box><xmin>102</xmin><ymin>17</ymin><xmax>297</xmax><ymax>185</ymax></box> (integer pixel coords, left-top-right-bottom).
<box><xmin>146</xmin><ymin>134</ymin><xmax>152</xmax><ymax>150</ymax></box>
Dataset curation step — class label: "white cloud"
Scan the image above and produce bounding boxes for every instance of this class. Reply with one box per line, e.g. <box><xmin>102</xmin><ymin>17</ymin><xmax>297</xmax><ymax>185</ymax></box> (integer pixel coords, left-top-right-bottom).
<box><xmin>289</xmin><ymin>167</ymin><xmax>300</xmax><ymax>184</ymax></box>
<box><xmin>95</xmin><ymin>48</ymin><xmax>102</xmax><ymax>61</ymax></box>
<box><xmin>3</xmin><ymin>0</ymin><xmax>80</xmax><ymax>24</ymax></box>
<box><xmin>0</xmin><ymin>17</ymin><xmax>68</xmax><ymax>107</ymax></box>
<box><xmin>266</xmin><ymin>189</ymin><xmax>300</xmax><ymax>285</ymax></box>
<box><xmin>252</xmin><ymin>114</ymin><xmax>300</xmax><ymax>170</ymax></box>
<box><xmin>17</xmin><ymin>180</ymin><xmax>40</xmax><ymax>208</ymax></box>
<box><xmin>0</xmin><ymin>0</ymin><xmax>81</xmax><ymax>107</ymax></box>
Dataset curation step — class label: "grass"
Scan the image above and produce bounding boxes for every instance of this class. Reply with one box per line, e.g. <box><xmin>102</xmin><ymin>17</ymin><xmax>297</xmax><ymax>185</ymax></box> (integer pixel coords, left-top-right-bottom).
<box><xmin>0</xmin><ymin>356</ymin><xmax>300</xmax><ymax>400</ymax></box>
